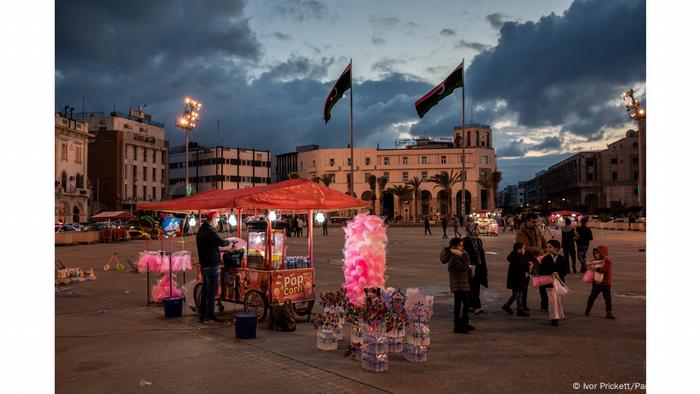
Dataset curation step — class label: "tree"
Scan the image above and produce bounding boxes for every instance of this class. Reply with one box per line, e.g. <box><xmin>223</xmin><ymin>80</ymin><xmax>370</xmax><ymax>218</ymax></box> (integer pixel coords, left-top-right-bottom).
<box><xmin>477</xmin><ymin>170</ymin><xmax>502</xmax><ymax>210</ymax></box>
<box><xmin>319</xmin><ymin>173</ymin><xmax>333</xmax><ymax>187</ymax></box>
<box><xmin>428</xmin><ymin>170</ymin><xmax>461</xmax><ymax>217</ymax></box>
<box><xmin>377</xmin><ymin>176</ymin><xmax>388</xmax><ymax>215</ymax></box>
<box><xmin>389</xmin><ymin>185</ymin><xmax>414</xmax><ymax>222</ymax></box>
<box><xmin>366</xmin><ymin>174</ymin><xmax>377</xmax><ymax>214</ymax></box>
<box><xmin>407</xmin><ymin>176</ymin><xmax>424</xmax><ymax>222</ymax></box>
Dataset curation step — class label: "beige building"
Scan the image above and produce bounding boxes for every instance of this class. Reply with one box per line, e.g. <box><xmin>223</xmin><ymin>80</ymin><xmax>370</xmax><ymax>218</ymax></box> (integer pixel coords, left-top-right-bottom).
<box><xmin>169</xmin><ymin>144</ymin><xmax>271</xmax><ymax>197</ymax></box>
<box><xmin>294</xmin><ymin>124</ymin><xmax>498</xmax><ymax>219</ymax></box>
<box><xmin>55</xmin><ymin>112</ymin><xmax>92</xmax><ymax>223</ymax></box>
<box><xmin>85</xmin><ymin>109</ymin><xmax>170</xmax><ymax>212</ymax></box>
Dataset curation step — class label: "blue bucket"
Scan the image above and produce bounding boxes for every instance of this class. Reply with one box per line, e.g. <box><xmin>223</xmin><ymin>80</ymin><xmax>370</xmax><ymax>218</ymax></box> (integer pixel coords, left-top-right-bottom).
<box><xmin>163</xmin><ymin>296</ymin><xmax>183</xmax><ymax>318</ymax></box>
<box><xmin>235</xmin><ymin>312</ymin><xmax>258</xmax><ymax>339</ymax></box>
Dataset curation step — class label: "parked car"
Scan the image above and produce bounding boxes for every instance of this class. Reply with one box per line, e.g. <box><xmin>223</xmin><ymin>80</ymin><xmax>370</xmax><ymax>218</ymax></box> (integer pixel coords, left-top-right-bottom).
<box><xmin>127</xmin><ymin>228</ymin><xmax>151</xmax><ymax>240</ymax></box>
<box><xmin>613</xmin><ymin>217</ymin><xmax>627</xmax><ymax>222</ymax></box>
<box><xmin>84</xmin><ymin>222</ymin><xmax>117</xmax><ymax>231</ymax></box>
<box><xmin>55</xmin><ymin>225</ymin><xmax>78</xmax><ymax>233</ymax></box>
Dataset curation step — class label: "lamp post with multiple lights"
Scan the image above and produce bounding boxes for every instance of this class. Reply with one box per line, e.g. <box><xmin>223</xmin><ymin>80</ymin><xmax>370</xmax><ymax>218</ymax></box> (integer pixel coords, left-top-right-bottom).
<box><xmin>177</xmin><ymin>97</ymin><xmax>203</xmax><ymax>196</ymax></box>
<box><xmin>622</xmin><ymin>89</ymin><xmax>645</xmax><ymax>217</ymax></box>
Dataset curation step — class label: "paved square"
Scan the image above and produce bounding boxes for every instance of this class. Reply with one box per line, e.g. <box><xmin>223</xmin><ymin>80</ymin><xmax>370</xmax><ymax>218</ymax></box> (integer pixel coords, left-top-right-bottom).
<box><xmin>56</xmin><ymin>226</ymin><xmax>645</xmax><ymax>393</ymax></box>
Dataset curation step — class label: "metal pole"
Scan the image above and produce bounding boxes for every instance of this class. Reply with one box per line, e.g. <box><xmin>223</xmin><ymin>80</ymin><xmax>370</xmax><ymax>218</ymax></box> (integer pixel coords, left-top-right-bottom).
<box><xmin>185</xmin><ymin>128</ymin><xmax>189</xmax><ymax>196</ymax></box>
<box><xmin>638</xmin><ymin>117</ymin><xmax>645</xmax><ymax>217</ymax></box>
<box><xmin>349</xmin><ymin>59</ymin><xmax>354</xmax><ymax>199</ymax></box>
<box><xmin>461</xmin><ymin>60</ymin><xmax>466</xmax><ymax>218</ymax></box>
<box><xmin>308</xmin><ymin>210</ymin><xmax>313</xmax><ymax>267</ymax></box>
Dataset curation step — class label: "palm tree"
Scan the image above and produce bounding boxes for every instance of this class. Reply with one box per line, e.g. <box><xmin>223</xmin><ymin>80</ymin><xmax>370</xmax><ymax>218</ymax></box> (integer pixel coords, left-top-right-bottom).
<box><xmin>366</xmin><ymin>175</ymin><xmax>377</xmax><ymax>214</ymax></box>
<box><xmin>319</xmin><ymin>173</ymin><xmax>333</xmax><ymax>187</ymax></box>
<box><xmin>428</xmin><ymin>170</ymin><xmax>461</xmax><ymax>217</ymax></box>
<box><xmin>407</xmin><ymin>176</ymin><xmax>424</xmax><ymax>222</ymax></box>
<box><xmin>476</xmin><ymin>172</ymin><xmax>493</xmax><ymax>210</ymax></box>
<box><xmin>389</xmin><ymin>185</ymin><xmax>414</xmax><ymax>222</ymax></box>
<box><xmin>377</xmin><ymin>176</ymin><xmax>388</xmax><ymax>215</ymax></box>
<box><xmin>491</xmin><ymin>170</ymin><xmax>502</xmax><ymax>209</ymax></box>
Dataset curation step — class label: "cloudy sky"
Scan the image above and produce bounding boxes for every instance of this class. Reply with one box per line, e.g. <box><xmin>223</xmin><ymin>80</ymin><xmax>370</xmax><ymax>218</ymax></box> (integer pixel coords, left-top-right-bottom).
<box><xmin>55</xmin><ymin>0</ymin><xmax>645</xmax><ymax>187</ymax></box>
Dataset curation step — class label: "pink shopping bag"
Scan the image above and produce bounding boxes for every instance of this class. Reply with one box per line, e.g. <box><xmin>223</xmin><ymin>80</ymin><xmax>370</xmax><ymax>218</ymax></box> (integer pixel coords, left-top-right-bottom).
<box><xmin>582</xmin><ymin>270</ymin><xmax>594</xmax><ymax>283</ymax></box>
<box><xmin>530</xmin><ymin>275</ymin><xmax>553</xmax><ymax>287</ymax></box>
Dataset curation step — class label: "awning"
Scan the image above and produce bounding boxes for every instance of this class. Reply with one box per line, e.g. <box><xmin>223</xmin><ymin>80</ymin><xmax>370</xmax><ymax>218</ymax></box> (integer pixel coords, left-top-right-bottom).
<box><xmin>136</xmin><ymin>179</ymin><xmax>369</xmax><ymax>213</ymax></box>
<box><xmin>90</xmin><ymin>211</ymin><xmax>137</xmax><ymax>221</ymax></box>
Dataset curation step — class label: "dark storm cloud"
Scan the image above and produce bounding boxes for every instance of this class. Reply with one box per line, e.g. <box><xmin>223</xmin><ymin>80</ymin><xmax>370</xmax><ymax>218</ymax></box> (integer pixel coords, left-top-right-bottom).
<box><xmin>272</xmin><ymin>32</ymin><xmax>292</xmax><ymax>41</ymax></box>
<box><xmin>273</xmin><ymin>0</ymin><xmax>329</xmax><ymax>21</ymax></box>
<box><xmin>440</xmin><ymin>28</ymin><xmax>456</xmax><ymax>36</ymax></box>
<box><xmin>265</xmin><ymin>56</ymin><xmax>334</xmax><ymax>81</ymax></box>
<box><xmin>56</xmin><ymin>0</ymin><xmax>260</xmax><ymax>75</ymax></box>
<box><xmin>454</xmin><ymin>40</ymin><xmax>488</xmax><ymax>52</ymax></box>
<box><xmin>486</xmin><ymin>13</ymin><xmax>507</xmax><ymax>30</ymax></box>
<box><xmin>496</xmin><ymin>139</ymin><xmax>526</xmax><ymax>158</ymax></box>
<box><xmin>466</xmin><ymin>0</ymin><xmax>645</xmax><ymax>140</ymax></box>
<box><xmin>498</xmin><ymin>153</ymin><xmax>571</xmax><ymax>187</ymax></box>
<box><xmin>532</xmin><ymin>136</ymin><xmax>562</xmax><ymax>151</ymax></box>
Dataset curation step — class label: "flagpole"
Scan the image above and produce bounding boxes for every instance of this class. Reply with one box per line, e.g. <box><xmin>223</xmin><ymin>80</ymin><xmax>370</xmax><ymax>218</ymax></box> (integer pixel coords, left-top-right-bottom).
<box><xmin>349</xmin><ymin>59</ymin><xmax>354</xmax><ymax>200</ymax></box>
<box><xmin>461</xmin><ymin>59</ymin><xmax>466</xmax><ymax>219</ymax></box>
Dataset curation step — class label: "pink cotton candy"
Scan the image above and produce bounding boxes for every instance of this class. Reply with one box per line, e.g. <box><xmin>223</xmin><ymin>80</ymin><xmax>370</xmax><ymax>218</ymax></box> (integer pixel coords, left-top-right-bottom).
<box><xmin>343</xmin><ymin>213</ymin><xmax>388</xmax><ymax>305</ymax></box>
<box><xmin>152</xmin><ymin>274</ymin><xmax>182</xmax><ymax>302</ymax></box>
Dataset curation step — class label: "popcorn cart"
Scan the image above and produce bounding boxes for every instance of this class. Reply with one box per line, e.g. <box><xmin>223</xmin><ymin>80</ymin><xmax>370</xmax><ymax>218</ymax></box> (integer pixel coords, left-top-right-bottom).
<box><xmin>137</xmin><ymin>179</ymin><xmax>369</xmax><ymax>323</ymax></box>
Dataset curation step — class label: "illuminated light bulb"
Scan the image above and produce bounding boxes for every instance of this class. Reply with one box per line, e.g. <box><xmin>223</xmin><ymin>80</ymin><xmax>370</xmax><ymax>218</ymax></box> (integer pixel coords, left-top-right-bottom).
<box><xmin>268</xmin><ymin>210</ymin><xmax>277</xmax><ymax>221</ymax></box>
<box><xmin>189</xmin><ymin>217</ymin><xmax>196</xmax><ymax>227</ymax></box>
<box><xmin>228</xmin><ymin>215</ymin><xmax>237</xmax><ymax>226</ymax></box>
<box><xmin>185</xmin><ymin>97</ymin><xmax>190</xmax><ymax>103</ymax></box>
<box><xmin>315</xmin><ymin>212</ymin><xmax>325</xmax><ymax>223</ymax></box>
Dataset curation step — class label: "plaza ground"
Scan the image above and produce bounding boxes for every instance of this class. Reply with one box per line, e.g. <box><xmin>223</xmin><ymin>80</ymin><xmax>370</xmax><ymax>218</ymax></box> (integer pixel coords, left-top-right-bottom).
<box><xmin>55</xmin><ymin>226</ymin><xmax>646</xmax><ymax>393</ymax></box>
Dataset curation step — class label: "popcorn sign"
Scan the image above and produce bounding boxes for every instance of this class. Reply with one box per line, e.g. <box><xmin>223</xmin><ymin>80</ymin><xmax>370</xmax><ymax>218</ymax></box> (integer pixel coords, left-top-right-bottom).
<box><xmin>272</xmin><ymin>269</ymin><xmax>314</xmax><ymax>303</ymax></box>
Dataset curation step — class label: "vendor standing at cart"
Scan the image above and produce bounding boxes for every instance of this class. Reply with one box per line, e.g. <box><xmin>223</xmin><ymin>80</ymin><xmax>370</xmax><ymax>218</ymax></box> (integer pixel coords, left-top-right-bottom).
<box><xmin>196</xmin><ymin>211</ymin><xmax>231</xmax><ymax>323</ymax></box>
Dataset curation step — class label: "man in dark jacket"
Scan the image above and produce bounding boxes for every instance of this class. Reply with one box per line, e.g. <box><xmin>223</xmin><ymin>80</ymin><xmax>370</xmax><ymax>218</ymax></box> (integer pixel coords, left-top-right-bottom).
<box><xmin>561</xmin><ymin>218</ymin><xmax>577</xmax><ymax>273</ymax></box>
<box><xmin>440</xmin><ymin>238</ymin><xmax>474</xmax><ymax>333</ymax></box>
<box><xmin>515</xmin><ymin>213</ymin><xmax>547</xmax><ymax>310</ymax></box>
<box><xmin>196</xmin><ymin>211</ymin><xmax>230</xmax><ymax>323</ymax></box>
<box><xmin>576</xmin><ymin>218</ymin><xmax>594</xmax><ymax>273</ymax></box>
<box><xmin>424</xmin><ymin>216</ymin><xmax>432</xmax><ymax>236</ymax></box>
<box><xmin>441</xmin><ymin>214</ymin><xmax>449</xmax><ymax>239</ymax></box>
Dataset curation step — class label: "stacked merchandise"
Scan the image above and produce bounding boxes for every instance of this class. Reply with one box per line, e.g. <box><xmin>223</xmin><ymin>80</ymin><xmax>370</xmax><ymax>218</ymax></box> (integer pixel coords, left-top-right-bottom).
<box><xmin>361</xmin><ymin>330</ymin><xmax>389</xmax><ymax>373</ymax></box>
<box><xmin>312</xmin><ymin>289</ymin><xmax>349</xmax><ymax>350</ymax></box>
<box><xmin>56</xmin><ymin>268</ymin><xmax>96</xmax><ymax>287</ymax></box>
<box><xmin>138</xmin><ymin>250</ymin><xmax>193</xmax><ymax>302</ymax></box>
<box><xmin>403</xmin><ymin>288</ymin><xmax>434</xmax><ymax>363</ymax></box>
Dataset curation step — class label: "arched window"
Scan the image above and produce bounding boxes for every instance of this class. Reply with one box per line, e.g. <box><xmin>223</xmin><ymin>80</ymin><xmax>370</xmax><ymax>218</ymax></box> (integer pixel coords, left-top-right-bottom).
<box><xmin>467</xmin><ymin>131</ymin><xmax>471</xmax><ymax>146</ymax></box>
<box><xmin>61</xmin><ymin>171</ymin><xmax>67</xmax><ymax>192</ymax></box>
<box><xmin>76</xmin><ymin>173</ymin><xmax>84</xmax><ymax>189</ymax></box>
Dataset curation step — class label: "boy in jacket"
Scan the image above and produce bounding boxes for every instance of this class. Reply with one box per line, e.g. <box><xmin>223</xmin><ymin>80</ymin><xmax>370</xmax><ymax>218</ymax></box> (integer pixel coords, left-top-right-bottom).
<box><xmin>585</xmin><ymin>245</ymin><xmax>615</xmax><ymax>319</ymax></box>
<box><xmin>540</xmin><ymin>239</ymin><xmax>568</xmax><ymax>326</ymax></box>
<box><xmin>440</xmin><ymin>238</ymin><xmax>475</xmax><ymax>333</ymax></box>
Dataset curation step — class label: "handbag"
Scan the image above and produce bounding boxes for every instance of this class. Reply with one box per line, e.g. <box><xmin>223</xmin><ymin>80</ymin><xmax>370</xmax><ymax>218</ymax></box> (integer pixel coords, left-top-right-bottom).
<box><xmin>468</xmin><ymin>265</ymin><xmax>476</xmax><ymax>279</ymax></box>
<box><xmin>553</xmin><ymin>277</ymin><xmax>570</xmax><ymax>296</ymax></box>
<box><xmin>582</xmin><ymin>270</ymin><xmax>594</xmax><ymax>283</ymax></box>
<box><xmin>593</xmin><ymin>271</ymin><xmax>605</xmax><ymax>284</ymax></box>
<box><xmin>530</xmin><ymin>275</ymin><xmax>553</xmax><ymax>287</ymax></box>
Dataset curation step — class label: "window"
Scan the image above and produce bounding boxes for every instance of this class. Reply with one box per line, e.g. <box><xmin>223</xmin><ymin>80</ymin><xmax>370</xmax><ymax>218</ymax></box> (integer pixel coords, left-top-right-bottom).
<box><xmin>133</xmin><ymin>146</ymin><xmax>137</xmax><ymax>160</ymax></box>
<box><xmin>611</xmin><ymin>158</ymin><xmax>618</xmax><ymax>164</ymax></box>
<box><xmin>143</xmin><ymin>186</ymin><xmax>147</xmax><ymax>199</ymax></box>
<box><xmin>634</xmin><ymin>171</ymin><xmax>639</xmax><ymax>181</ymax></box>
<box><xmin>421</xmin><ymin>171</ymin><xmax>428</xmax><ymax>181</ymax></box>
<box><xmin>632</xmin><ymin>157</ymin><xmax>639</xmax><ymax>164</ymax></box>
<box><xmin>61</xmin><ymin>171</ymin><xmax>67</xmax><ymax>191</ymax></box>
<box><xmin>152</xmin><ymin>187</ymin><xmax>156</xmax><ymax>200</ymax></box>
<box><xmin>330</xmin><ymin>173</ymin><xmax>336</xmax><ymax>183</ymax></box>
<box><xmin>347</xmin><ymin>157</ymin><xmax>352</xmax><ymax>166</ymax></box>
<box><xmin>365</xmin><ymin>157</ymin><xmax>371</xmax><ymax>165</ymax></box>
<box><xmin>329</xmin><ymin>158</ymin><xmax>335</xmax><ymax>166</ymax></box>
<box><xmin>383</xmin><ymin>157</ymin><xmax>390</xmax><ymax>165</ymax></box>
<box><xmin>440</xmin><ymin>156</ymin><xmax>447</xmax><ymax>164</ymax></box>
<box><xmin>402</xmin><ymin>157</ymin><xmax>408</xmax><ymax>165</ymax></box>
<box><xmin>161</xmin><ymin>169</ymin><xmax>165</xmax><ymax>182</ymax></box>
<box><xmin>312</xmin><ymin>160</ymin><xmax>316</xmax><ymax>167</ymax></box>
<box><xmin>152</xmin><ymin>167</ymin><xmax>156</xmax><ymax>181</ymax></box>
<box><xmin>383</xmin><ymin>172</ymin><xmax>390</xmax><ymax>181</ymax></box>
<box><xmin>61</xmin><ymin>143</ymin><xmax>68</xmax><ymax>161</ymax></box>
<box><xmin>300</xmin><ymin>161</ymin><xmax>303</xmax><ymax>170</ymax></box>
<box><xmin>132</xmin><ymin>165</ymin><xmax>137</xmax><ymax>180</ymax></box>
<box><xmin>75</xmin><ymin>145</ymin><xmax>82</xmax><ymax>163</ymax></box>
<box><xmin>481</xmin><ymin>155</ymin><xmax>489</xmax><ymax>165</ymax></box>
<box><xmin>402</xmin><ymin>172</ymin><xmax>409</xmax><ymax>183</ymax></box>
<box><xmin>143</xmin><ymin>166</ymin><xmax>147</xmax><ymax>181</ymax></box>
<box><xmin>161</xmin><ymin>151</ymin><xmax>166</xmax><ymax>164</ymax></box>
<box><xmin>143</xmin><ymin>148</ymin><xmax>148</xmax><ymax>162</ymax></box>
<box><xmin>612</xmin><ymin>172</ymin><xmax>618</xmax><ymax>181</ymax></box>
<box><xmin>365</xmin><ymin>173</ymin><xmax>371</xmax><ymax>182</ymax></box>
<box><xmin>633</xmin><ymin>142</ymin><xmax>638</xmax><ymax>148</ymax></box>
<box><xmin>421</xmin><ymin>156</ymin><xmax>427</xmax><ymax>164</ymax></box>
<box><xmin>125</xmin><ymin>164</ymin><xmax>128</xmax><ymax>179</ymax></box>
<box><xmin>467</xmin><ymin>131</ymin><xmax>471</xmax><ymax>146</ymax></box>
<box><xmin>153</xmin><ymin>150</ymin><xmax>157</xmax><ymax>163</ymax></box>
<box><xmin>161</xmin><ymin>187</ymin><xmax>166</xmax><ymax>198</ymax></box>
<box><xmin>133</xmin><ymin>185</ymin><xmax>137</xmax><ymax>199</ymax></box>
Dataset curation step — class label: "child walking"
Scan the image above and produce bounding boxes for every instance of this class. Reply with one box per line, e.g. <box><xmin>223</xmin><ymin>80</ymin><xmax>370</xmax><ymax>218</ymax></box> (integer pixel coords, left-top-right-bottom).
<box><xmin>502</xmin><ymin>242</ymin><xmax>531</xmax><ymax>316</ymax></box>
<box><xmin>585</xmin><ymin>245</ymin><xmax>615</xmax><ymax>319</ymax></box>
<box><xmin>540</xmin><ymin>239</ymin><xmax>568</xmax><ymax>326</ymax></box>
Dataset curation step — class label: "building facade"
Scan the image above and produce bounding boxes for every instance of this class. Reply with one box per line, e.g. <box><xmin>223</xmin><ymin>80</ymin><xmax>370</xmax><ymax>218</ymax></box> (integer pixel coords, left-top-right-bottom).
<box><xmin>84</xmin><ymin>109</ymin><xmax>169</xmax><ymax>212</ymax></box>
<box><xmin>55</xmin><ymin>112</ymin><xmax>92</xmax><ymax>223</ymax></box>
<box><xmin>169</xmin><ymin>143</ymin><xmax>271</xmax><ymax>197</ymax></box>
<box><xmin>292</xmin><ymin>124</ymin><xmax>498</xmax><ymax>219</ymax></box>
<box><xmin>520</xmin><ymin>130</ymin><xmax>643</xmax><ymax>211</ymax></box>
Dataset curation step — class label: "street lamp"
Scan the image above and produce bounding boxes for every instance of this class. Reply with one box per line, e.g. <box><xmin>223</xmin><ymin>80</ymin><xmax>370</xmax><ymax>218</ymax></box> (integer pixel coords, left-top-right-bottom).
<box><xmin>177</xmin><ymin>97</ymin><xmax>203</xmax><ymax>196</ymax></box>
<box><xmin>621</xmin><ymin>89</ymin><xmax>645</xmax><ymax>217</ymax></box>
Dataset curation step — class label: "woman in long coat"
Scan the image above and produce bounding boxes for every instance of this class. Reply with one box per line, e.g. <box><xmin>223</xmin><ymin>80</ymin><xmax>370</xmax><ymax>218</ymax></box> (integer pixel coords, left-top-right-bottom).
<box><xmin>463</xmin><ymin>221</ymin><xmax>488</xmax><ymax>314</ymax></box>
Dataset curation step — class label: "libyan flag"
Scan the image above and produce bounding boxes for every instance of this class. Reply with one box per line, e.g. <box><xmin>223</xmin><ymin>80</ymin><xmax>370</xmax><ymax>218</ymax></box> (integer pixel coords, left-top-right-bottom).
<box><xmin>323</xmin><ymin>62</ymin><xmax>352</xmax><ymax>123</ymax></box>
<box><xmin>415</xmin><ymin>62</ymin><xmax>463</xmax><ymax>118</ymax></box>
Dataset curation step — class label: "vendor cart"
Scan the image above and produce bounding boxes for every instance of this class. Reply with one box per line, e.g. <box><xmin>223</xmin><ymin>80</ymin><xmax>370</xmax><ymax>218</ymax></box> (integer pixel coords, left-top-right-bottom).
<box><xmin>137</xmin><ymin>179</ymin><xmax>369</xmax><ymax>323</ymax></box>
